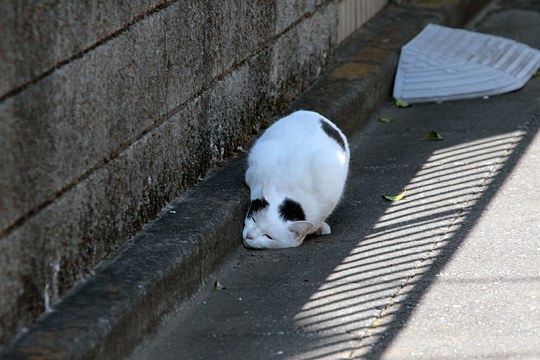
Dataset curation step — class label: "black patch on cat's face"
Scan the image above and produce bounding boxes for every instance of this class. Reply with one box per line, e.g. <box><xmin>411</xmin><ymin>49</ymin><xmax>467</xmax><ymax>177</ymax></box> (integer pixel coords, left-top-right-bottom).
<box><xmin>320</xmin><ymin>119</ymin><xmax>346</xmax><ymax>151</ymax></box>
<box><xmin>247</xmin><ymin>198</ymin><xmax>269</xmax><ymax>217</ymax></box>
<box><xmin>279</xmin><ymin>198</ymin><xmax>306</xmax><ymax>222</ymax></box>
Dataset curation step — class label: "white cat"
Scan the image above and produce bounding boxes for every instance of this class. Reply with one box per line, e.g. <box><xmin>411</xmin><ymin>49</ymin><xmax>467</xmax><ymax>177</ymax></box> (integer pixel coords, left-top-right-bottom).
<box><xmin>242</xmin><ymin>110</ymin><xmax>350</xmax><ymax>249</ymax></box>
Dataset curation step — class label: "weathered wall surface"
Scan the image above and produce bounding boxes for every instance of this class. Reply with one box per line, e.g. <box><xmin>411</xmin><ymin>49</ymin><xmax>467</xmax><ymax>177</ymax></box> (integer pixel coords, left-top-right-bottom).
<box><xmin>0</xmin><ymin>0</ymin><xmax>348</xmax><ymax>345</ymax></box>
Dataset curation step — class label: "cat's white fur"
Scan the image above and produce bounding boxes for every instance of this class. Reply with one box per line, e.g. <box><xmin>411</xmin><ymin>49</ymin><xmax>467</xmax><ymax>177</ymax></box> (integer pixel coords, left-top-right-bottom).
<box><xmin>242</xmin><ymin>110</ymin><xmax>350</xmax><ymax>249</ymax></box>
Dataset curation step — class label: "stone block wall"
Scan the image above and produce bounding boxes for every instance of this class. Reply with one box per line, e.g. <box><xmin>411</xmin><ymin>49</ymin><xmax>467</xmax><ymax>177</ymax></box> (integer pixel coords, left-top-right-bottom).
<box><xmin>0</xmin><ymin>0</ymin><xmax>385</xmax><ymax>346</ymax></box>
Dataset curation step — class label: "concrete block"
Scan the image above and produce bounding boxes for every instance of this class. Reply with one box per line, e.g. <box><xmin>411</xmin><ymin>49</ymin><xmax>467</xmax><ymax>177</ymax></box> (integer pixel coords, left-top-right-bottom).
<box><xmin>275</xmin><ymin>0</ymin><xmax>324</xmax><ymax>33</ymax></box>
<box><xmin>0</xmin><ymin>98</ymin><xmax>209</xmax><ymax>343</ymax></box>
<box><xmin>0</xmin><ymin>0</ymin><xmax>275</xmax><ymax>234</ymax></box>
<box><xmin>269</xmin><ymin>3</ymin><xmax>337</xmax><ymax>102</ymax></box>
<box><xmin>0</xmin><ymin>0</ymin><xmax>166</xmax><ymax>98</ymax></box>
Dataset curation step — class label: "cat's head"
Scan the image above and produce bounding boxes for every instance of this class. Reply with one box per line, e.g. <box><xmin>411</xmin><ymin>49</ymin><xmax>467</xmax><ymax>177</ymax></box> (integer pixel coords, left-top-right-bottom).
<box><xmin>242</xmin><ymin>180</ymin><xmax>314</xmax><ymax>249</ymax></box>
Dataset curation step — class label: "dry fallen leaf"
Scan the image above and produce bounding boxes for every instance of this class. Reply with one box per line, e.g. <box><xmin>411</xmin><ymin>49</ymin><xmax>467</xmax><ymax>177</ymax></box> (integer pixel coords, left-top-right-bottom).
<box><xmin>423</xmin><ymin>130</ymin><xmax>443</xmax><ymax>141</ymax></box>
<box><xmin>382</xmin><ymin>190</ymin><xmax>407</xmax><ymax>202</ymax></box>
<box><xmin>392</xmin><ymin>97</ymin><xmax>410</xmax><ymax>108</ymax></box>
<box><xmin>213</xmin><ymin>280</ymin><xmax>226</xmax><ymax>291</ymax></box>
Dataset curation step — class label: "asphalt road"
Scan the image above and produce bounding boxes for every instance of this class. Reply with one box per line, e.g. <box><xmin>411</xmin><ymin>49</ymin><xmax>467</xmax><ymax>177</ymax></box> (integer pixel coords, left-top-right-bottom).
<box><xmin>128</xmin><ymin>4</ymin><xmax>540</xmax><ymax>359</ymax></box>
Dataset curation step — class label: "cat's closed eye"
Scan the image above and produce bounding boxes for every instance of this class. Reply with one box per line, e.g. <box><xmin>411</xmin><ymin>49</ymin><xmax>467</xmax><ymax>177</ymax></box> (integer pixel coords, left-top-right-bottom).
<box><xmin>264</xmin><ymin>234</ymin><xmax>273</xmax><ymax>240</ymax></box>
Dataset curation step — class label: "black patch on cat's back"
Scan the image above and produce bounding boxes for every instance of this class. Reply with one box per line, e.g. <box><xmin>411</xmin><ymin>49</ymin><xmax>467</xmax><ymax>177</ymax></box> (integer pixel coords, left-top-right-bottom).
<box><xmin>320</xmin><ymin>119</ymin><xmax>346</xmax><ymax>151</ymax></box>
<box><xmin>279</xmin><ymin>198</ymin><xmax>306</xmax><ymax>222</ymax></box>
<box><xmin>248</xmin><ymin>198</ymin><xmax>269</xmax><ymax>217</ymax></box>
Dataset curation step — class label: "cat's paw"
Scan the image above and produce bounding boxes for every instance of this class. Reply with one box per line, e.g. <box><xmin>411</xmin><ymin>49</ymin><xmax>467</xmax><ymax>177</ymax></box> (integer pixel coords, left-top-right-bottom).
<box><xmin>314</xmin><ymin>222</ymin><xmax>331</xmax><ymax>236</ymax></box>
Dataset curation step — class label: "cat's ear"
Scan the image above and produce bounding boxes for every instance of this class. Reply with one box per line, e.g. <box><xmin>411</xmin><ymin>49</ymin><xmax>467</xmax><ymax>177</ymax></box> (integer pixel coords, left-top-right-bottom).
<box><xmin>263</xmin><ymin>178</ymin><xmax>277</xmax><ymax>199</ymax></box>
<box><xmin>289</xmin><ymin>221</ymin><xmax>314</xmax><ymax>240</ymax></box>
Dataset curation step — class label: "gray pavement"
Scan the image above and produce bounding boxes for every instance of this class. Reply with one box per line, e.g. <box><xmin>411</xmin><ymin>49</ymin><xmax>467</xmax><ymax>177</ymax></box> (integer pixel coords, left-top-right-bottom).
<box><xmin>128</xmin><ymin>4</ymin><xmax>540</xmax><ymax>360</ymax></box>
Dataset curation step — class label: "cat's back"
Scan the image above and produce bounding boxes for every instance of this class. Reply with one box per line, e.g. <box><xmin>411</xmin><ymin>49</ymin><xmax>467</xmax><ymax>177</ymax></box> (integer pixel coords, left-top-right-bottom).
<box><xmin>254</xmin><ymin>110</ymin><xmax>349</xmax><ymax>156</ymax></box>
<box><xmin>247</xmin><ymin>110</ymin><xmax>349</xmax><ymax>190</ymax></box>
<box><xmin>258</xmin><ymin>110</ymin><xmax>326</xmax><ymax>144</ymax></box>
<box><xmin>249</xmin><ymin>110</ymin><xmax>349</xmax><ymax>161</ymax></box>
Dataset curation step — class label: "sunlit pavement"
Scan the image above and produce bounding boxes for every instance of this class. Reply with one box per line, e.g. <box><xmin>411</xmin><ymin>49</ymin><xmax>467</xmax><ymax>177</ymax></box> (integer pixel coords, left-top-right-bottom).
<box><xmin>129</xmin><ymin>5</ymin><xmax>540</xmax><ymax>360</ymax></box>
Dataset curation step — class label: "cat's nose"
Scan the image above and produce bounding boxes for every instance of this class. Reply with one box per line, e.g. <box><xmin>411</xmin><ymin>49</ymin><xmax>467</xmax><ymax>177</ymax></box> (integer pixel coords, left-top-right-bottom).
<box><xmin>245</xmin><ymin>232</ymin><xmax>254</xmax><ymax>241</ymax></box>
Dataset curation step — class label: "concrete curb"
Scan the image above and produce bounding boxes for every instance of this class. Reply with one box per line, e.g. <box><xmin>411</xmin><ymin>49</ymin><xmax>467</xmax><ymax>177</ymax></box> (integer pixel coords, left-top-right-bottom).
<box><xmin>1</xmin><ymin>1</ymin><xmax>489</xmax><ymax>359</ymax></box>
